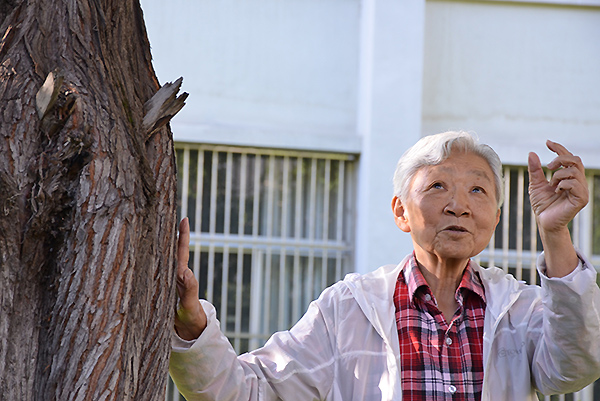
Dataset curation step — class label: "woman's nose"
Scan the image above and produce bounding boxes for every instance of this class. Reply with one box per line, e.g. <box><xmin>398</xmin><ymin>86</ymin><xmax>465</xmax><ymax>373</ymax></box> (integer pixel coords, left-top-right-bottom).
<box><xmin>444</xmin><ymin>191</ymin><xmax>470</xmax><ymax>216</ymax></box>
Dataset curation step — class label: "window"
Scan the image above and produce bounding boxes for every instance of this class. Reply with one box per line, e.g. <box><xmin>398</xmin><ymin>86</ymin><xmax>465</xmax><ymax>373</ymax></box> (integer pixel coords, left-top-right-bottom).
<box><xmin>175</xmin><ymin>144</ymin><xmax>356</xmax><ymax>351</ymax></box>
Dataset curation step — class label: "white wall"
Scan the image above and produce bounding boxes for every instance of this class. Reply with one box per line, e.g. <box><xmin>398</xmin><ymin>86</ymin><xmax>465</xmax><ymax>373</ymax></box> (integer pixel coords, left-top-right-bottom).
<box><xmin>141</xmin><ymin>0</ymin><xmax>362</xmax><ymax>153</ymax></box>
<box><xmin>422</xmin><ymin>1</ymin><xmax>600</xmax><ymax>168</ymax></box>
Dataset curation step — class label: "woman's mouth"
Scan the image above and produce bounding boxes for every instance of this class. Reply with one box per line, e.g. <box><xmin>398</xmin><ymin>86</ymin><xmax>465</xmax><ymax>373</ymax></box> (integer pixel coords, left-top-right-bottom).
<box><xmin>444</xmin><ymin>225</ymin><xmax>469</xmax><ymax>233</ymax></box>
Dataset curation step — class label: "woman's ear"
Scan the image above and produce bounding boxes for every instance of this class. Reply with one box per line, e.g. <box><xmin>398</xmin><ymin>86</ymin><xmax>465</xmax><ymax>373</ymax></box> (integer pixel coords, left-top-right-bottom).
<box><xmin>392</xmin><ymin>196</ymin><xmax>411</xmax><ymax>233</ymax></box>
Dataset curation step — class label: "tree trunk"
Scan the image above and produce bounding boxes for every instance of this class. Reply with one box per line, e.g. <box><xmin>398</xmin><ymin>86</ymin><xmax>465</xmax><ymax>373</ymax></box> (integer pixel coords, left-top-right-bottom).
<box><xmin>0</xmin><ymin>1</ymin><xmax>186</xmax><ymax>399</ymax></box>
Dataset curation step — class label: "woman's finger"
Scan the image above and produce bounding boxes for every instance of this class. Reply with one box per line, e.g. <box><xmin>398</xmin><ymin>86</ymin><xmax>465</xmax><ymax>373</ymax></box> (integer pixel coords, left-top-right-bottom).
<box><xmin>177</xmin><ymin>218</ymin><xmax>190</xmax><ymax>277</ymax></box>
<box><xmin>528</xmin><ymin>152</ymin><xmax>548</xmax><ymax>187</ymax></box>
<box><xmin>555</xmin><ymin>179</ymin><xmax>589</xmax><ymax>208</ymax></box>
<box><xmin>176</xmin><ymin>217</ymin><xmax>199</xmax><ymax>305</ymax></box>
<box><xmin>548</xmin><ymin>165</ymin><xmax>586</xmax><ymax>188</ymax></box>
<box><xmin>547</xmin><ymin>155</ymin><xmax>585</xmax><ymax>173</ymax></box>
<box><xmin>546</xmin><ymin>140</ymin><xmax>573</xmax><ymax>157</ymax></box>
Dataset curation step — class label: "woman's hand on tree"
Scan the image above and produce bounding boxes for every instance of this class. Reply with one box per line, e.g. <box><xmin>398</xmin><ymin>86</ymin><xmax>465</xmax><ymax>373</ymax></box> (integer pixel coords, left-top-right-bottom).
<box><xmin>174</xmin><ymin>218</ymin><xmax>207</xmax><ymax>341</ymax></box>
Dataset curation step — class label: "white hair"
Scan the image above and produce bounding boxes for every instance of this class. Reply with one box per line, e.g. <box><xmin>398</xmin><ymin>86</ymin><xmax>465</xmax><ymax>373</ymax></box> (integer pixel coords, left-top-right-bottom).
<box><xmin>392</xmin><ymin>131</ymin><xmax>504</xmax><ymax>208</ymax></box>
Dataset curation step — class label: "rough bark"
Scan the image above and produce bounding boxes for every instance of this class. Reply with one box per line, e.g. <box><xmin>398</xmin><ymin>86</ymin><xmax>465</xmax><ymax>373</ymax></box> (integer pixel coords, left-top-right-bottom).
<box><xmin>0</xmin><ymin>1</ymin><xmax>185</xmax><ymax>400</ymax></box>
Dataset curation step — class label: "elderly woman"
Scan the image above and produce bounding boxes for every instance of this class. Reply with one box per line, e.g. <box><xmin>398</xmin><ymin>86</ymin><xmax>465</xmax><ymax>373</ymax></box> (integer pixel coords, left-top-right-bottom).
<box><xmin>170</xmin><ymin>132</ymin><xmax>600</xmax><ymax>400</ymax></box>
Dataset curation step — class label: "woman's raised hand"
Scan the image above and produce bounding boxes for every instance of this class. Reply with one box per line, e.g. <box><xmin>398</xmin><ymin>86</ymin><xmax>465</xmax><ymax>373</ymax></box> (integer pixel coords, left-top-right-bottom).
<box><xmin>528</xmin><ymin>140</ymin><xmax>588</xmax><ymax>277</ymax></box>
<box><xmin>528</xmin><ymin>140</ymin><xmax>588</xmax><ymax>233</ymax></box>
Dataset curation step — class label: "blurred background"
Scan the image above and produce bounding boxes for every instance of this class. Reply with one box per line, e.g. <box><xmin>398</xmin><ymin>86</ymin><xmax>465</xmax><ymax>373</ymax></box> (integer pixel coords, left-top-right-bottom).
<box><xmin>139</xmin><ymin>0</ymin><xmax>600</xmax><ymax>399</ymax></box>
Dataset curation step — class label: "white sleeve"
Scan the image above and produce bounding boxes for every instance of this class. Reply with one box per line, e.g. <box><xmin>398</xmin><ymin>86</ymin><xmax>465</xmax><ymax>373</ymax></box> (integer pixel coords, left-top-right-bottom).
<box><xmin>170</xmin><ymin>294</ymin><xmax>337</xmax><ymax>401</ymax></box>
<box><xmin>531</xmin><ymin>251</ymin><xmax>600</xmax><ymax>394</ymax></box>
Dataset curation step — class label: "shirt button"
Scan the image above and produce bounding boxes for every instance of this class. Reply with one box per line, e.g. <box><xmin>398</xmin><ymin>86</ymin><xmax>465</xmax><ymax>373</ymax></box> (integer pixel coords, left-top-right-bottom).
<box><xmin>448</xmin><ymin>385</ymin><xmax>457</xmax><ymax>394</ymax></box>
<box><xmin>424</xmin><ymin>294</ymin><xmax>432</xmax><ymax>302</ymax></box>
<box><xmin>445</xmin><ymin>337</ymin><xmax>453</xmax><ymax>346</ymax></box>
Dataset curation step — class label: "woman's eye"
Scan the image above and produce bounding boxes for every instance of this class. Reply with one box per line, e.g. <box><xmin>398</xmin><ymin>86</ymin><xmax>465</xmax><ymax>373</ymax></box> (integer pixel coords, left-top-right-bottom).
<box><xmin>432</xmin><ymin>182</ymin><xmax>443</xmax><ymax>189</ymax></box>
<box><xmin>472</xmin><ymin>187</ymin><xmax>484</xmax><ymax>193</ymax></box>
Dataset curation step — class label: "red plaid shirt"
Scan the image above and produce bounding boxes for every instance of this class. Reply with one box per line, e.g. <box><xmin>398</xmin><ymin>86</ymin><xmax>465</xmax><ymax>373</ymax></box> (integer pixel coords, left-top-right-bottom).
<box><xmin>394</xmin><ymin>255</ymin><xmax>486</xmax><ymax>400</ymax></box>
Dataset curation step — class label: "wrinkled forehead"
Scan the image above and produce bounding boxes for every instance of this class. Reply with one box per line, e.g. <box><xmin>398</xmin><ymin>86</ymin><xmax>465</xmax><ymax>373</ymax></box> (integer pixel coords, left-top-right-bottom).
<box><xmin>445</xmin><ymin>148</ymin><xmax>495</xmax><ymax>171</ymax></box>
<box><xmin>415</xmin><ymin>151</ymin><xmax>496</xmax><ymax>183</ymax></box>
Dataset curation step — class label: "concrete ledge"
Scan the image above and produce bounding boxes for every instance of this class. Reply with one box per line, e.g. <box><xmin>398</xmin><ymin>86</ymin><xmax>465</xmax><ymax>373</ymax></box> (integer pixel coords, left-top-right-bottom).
<box><xmin>171</xmin><ymin>122</ymin><xmax>362</xmax><ymax>154</ymax></box>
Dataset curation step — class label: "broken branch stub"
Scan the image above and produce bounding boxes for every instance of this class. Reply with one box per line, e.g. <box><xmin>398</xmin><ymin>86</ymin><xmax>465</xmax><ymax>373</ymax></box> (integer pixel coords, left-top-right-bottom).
<box><xmin>36</xmin><ymin>69</ymin><xmax>64</xmax><ymax>119</ymax></box>
<box><xmin>143</xmin><ymin>77</ymin><xmax>188</xmax><ymax>141</ymax></box>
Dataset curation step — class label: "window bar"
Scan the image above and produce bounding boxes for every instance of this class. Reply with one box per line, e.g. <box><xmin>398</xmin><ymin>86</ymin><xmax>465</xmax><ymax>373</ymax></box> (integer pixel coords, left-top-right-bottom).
<box><xmin>572</xmin><ymin>173</ymin><xmax>594</xmax><ymax>258</ymax></box>
<box><xmin>278</xmin><ymin>157</ymin><xmax>290</xmax><ymax>329</ymax></box>
<box><xmin>308</xmin><ymin>160</ymin><xmax>318</xmax><ymax>234</ymax></box>
<box><xmin>320</xmin><ymin>251</ymin><xmax>328</xmax><ymax>295</ymax></box>
<box><xmin>249</xmin><ymin>154</ymin><xmax>262</xmax><ymax>345</ymax></box>
<box><xmin>195</xmin><ymin>150</ymin><xmax>205</xmax><ymax>234</ymax></box>
<box><xmin>502</xmin><ymin>167</ymin><xmax>511</xmax><ymax>272</ymax></box>
<box><xmin>181</xmin><ymin>147</ymin><xmax>190</xmax><ymax>220</ymax></box>
<box><xmin>237</xmin><ymin>152</ymin><xmax>248</xmax><ymax>236</ymax></box>
<box><xmin>335</xmin><ymin>161</ymin><xmax>346</xmax><ymax>280</ymax></box>
<box><xmin>317</xmin><ymin>252</ymin><xmax>325</xmax><ymax>298</ymax></box>
<box><xmin>266</xmin><ymin>155</ymin><xmax>275</xmax><ymax>239</ymax></box>
<box><xmin>306</xmin><ymin>248</ymin><xmax>315</xmax><ymax>302</ymax></box>
<box><xmin>234</xmin><ymin>153</ymin><xmax>248</xmax><ymax>352</ymax></box>
<box><xmin>233</xmin><ymin>249</ymin><xmax>244</xmax><ymax>352</ymax></box>
<box><xmin>207</xmin><ymin>245</ymin><xmax>215</xmax><ymax>304</ymax></box>
<box><xmin>320</xmin><ymin>161</ymin><xmax>331</xmax><ymax>293</ymax></box>
<box><xmin>292</xmin><ymin>158</ymin><xmax>303</xmax><ymax>323</ymax></box>
<box><xmin>516</xmin><ymin>168</ymin><xmax>525</xmax><ymax>280</ymax></box>
<box><xmin>336</xmin><ymin>161</ymin><xmax>345</xmax><ymax>243</ymax></box>
<box><xmin>220</xmin><ymin>152</ymin><xmax>234</xmax><ymax>325</ymax></box>
<box><xmin>224</xmin><ymin>152</ymin><xmax>233</xmax><ymax>235</ymax></box>
<box><xmin>292</xmin><ymin>250</ymin><xmax>301</xmax><ymax>324</ymax></box>
<box><xmin>306</xmin><ymin>159</ymin><xmax>318</xmax><ymax>305</ymax></box>
<box><xmin>263</xmin><ymin>248</ymin><xmax>272</xmax><ymax>335</ymax></box>
<box><xmin>209</xmin><ymin>151</ymin><xmax>219</xmax><ymax>235</ymax></box>
<box><xmin>249</xmin><ymin>249</ymin><xmax>264</xmax><ymax>351</ymax></box>
<box><xmin>263</xmin><ymin>155</ymin><xmax>276</xmax><ymax>335</ymax></box>
<box><xmin>193</xmin><ymin>243</ymin><xmax>201</xmax><ymax>295</ymax></box>
<box><xmin>279</xmin><ymin>249</ymin><xmax>288</xmax><ymax>330</ymax></box>
<box><xmin>583</xmin><ymin>175</ymin><xmax>595</xmax><ymax>256</ymax></box>
<box><xmin>573</xmin><ymin>206</ymin><xmax>581</xmax><ymax>250</ymax></box>
<box><xmin>323</xmin><ymin>160</ymin><xmax>331</xmax><ymax>241</ymax></box>
<box><xmin>206</xmin><ymin>151</ymin><xmax>220</xmax><ymax>303</ymax></box>
<box><xmin>221</xmin><ymin>246</ymin><xmax>230</xmax><ymax>329</ymax></box>
<box><xmin>252</xmin><ymin>155</ymin><xmax>261</xmax><ymax>237</ymax></box>
<box><xmin>336</xmin><ymin>251</ymin><xmax>343</xmax><ymax>284</ymax></box>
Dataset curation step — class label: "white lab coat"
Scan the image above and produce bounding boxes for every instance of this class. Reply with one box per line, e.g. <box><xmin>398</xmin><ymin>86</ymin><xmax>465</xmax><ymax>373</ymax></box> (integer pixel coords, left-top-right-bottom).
<box><xmin>170</xmin><ymin>252</ymin><xmax>600</xmax><ymax>400</ymax></box>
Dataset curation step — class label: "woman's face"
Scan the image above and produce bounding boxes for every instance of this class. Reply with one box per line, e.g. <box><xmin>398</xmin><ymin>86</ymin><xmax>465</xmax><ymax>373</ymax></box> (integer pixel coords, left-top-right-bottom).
<box><xmin>392</xmin><ymin>151</ymin><xmax>501</xmax><ymax>266</ymax></box>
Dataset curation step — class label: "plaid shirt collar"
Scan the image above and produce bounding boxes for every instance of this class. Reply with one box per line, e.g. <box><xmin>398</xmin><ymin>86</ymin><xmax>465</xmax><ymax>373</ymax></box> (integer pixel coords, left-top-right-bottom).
<box><xmin>401</xmin><ymin>253</ymin><xmax>486</xmax><ymax>309</ymax></box>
